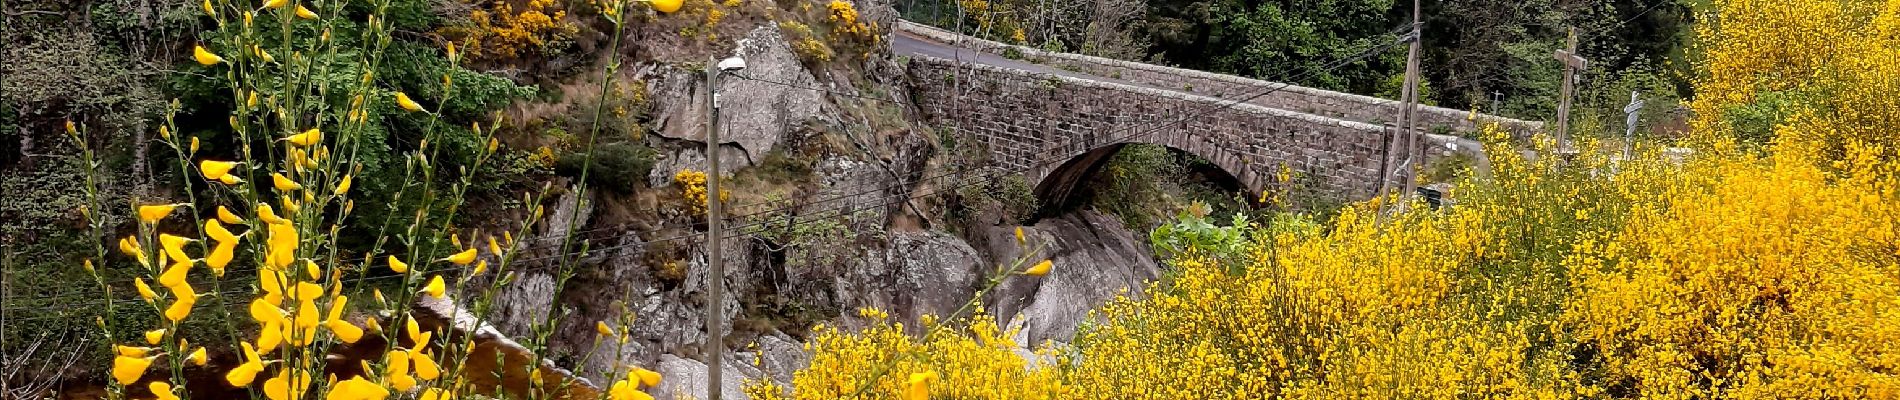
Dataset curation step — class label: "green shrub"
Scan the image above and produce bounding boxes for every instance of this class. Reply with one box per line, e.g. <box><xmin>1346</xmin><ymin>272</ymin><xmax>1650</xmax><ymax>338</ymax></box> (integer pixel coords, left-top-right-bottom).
<box><xmin>554</xmin><ymin>141</ymin><xmax>656</xmax><ymax>192</ymax></box>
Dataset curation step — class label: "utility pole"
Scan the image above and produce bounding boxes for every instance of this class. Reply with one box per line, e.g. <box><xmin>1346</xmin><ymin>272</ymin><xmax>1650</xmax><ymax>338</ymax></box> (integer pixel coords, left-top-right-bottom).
<box><xmin>1378</xmin><ymin>0</ymin><xmax>1422</xmax><ymax>199</ymax></box>
<box><xmin>1552</xmin><ymin>27</ymin><xmax>1588</xmax><ymax>154</ymax></box>
<box><xmin>703</xmin><ymin>56</ymin><xmax>725</xmax><ymax>400</ymax></box>
<box><xmin>1398</xmin><ymin>0</ymin><xmax>1424</xmax><ymax>199</ymax></box>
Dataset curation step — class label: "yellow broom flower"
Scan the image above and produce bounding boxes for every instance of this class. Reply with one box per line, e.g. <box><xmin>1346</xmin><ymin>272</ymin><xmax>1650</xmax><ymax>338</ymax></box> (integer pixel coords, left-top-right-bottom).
<box><xmin>257</xmin><ymin>203</ymin><xmax>288</xmax><ymax>224</ymax></box>
<box><xmin>158</xmin><ymin>260</ymin><xmax>191</xmax><ymax>289</ymax></box>
<box><xmin>1014</xmin><ymin>226</ymin><xmax>1026</xmax><ymax>244</ymax></box>
<box><xmin>159</xmin><ymin>234</ymin><xmax>195</xmax><ymax>265</ymax></box>
<box><xmin>225</xmin><ymin>342</ymin><xmax>265</xmax><ymax>386</ymax></box>
<box><xmin>139</xmin><ymin>204</ymin><xmax>182</xmax><ymax>224</ymax></box>
<box><xmin>597</xmin><ymin>321</ymin><xmax>615</xmax><ymax>337</ymax></box>
<box><xmin>394</xmin><ymin>92</ymin><xmax>425</xmax><ymax>113</ymax></box>
<box><xmin>207</xmin><ymin>242</ymin><xmax>237</xmax><ymax>276</ymax></box>
<box><xmin>387</xmin><ymin>255</ymin><xmax>409</xmax><ymax>273</ymax></box>
<box><xmin>609</xmin><ymin>380</ymin><xmax>653</xmax><ymax>400</ymax></box>
<box><xmin>336</xmin><ymin>174</ymin><xmax>353</xmax><ymax>194</ymax></box>
<box><xmin>420</xmin><ymin>387</ymin><xmax>452</xmax><ymax>400</ymax></box>
<box><xmin>262</xmin><ymin>369</ymin><xmax>310</xmax><ymax>400</ymax></box>
<box><xmin>271</xmin><ymin>173</ymin><xmax>303</xmax><ymax>192</ymax></box>
<box><xmin>206</xmin><ymin>218</ymin><xmax>239</xmax><ymax>244</ymax></box>
<box><xmin>255</xmin><ymin>46</ymin><xmax>275</xmax><ymax>63</ymax></box>
<box><xmin>1023</xmin><ymin>259</ymin><xmax>1053</xmax><ymax>276</ymax></box>
<box><xmin>250</xmin><ymin>298</ymin><xmax>286</xmax><ymax>325</ymax></box>
<box><xmin>386</xmin><ymin>350</ymin><xmax>416</xmax><ymax>391</ymax></box>
<box><xmin>650</xmin><ymin>0</ymin><xmax>682</xmax><ymax>13</ymax></box>
<box><xmin>285</xmin><ymin>128</ymin><xmax>321</xmax><ymax>147</ymax></box>
<box><xmin>405</xmin><ymin>317</ymin><xmax>423</xmax><ymax>341</ymax></box>
<box><xmin>294</xmin><ymin>298</ymin><xmax>321</xmax><ymax>330</ymax></box>
<box><xmin>421</xmin><ymin>275</ymin><xmax>446</xmax><ymax>298</ymax></box>
<box><xmin>219</xmin><ymin>173</ymin><xmax>244</xmax><ymax>186</ymax></box>
<box><xmin>144</xmin><ymin>329</ymin><xmax>167</xmax><ymax>345</ymax></box>
<box><xmin>202</xmin><ymin>0</ymin><xmax>215</xmax><ymax>16</ymax></box>
<box><xmin>303</xmin><ymin>259</ymin><xmax>321</xmax><ymax>280</ymax></box>
<box><xmin>151</xmin><ymin>381</ymin><xmax>181</xmax><ymax>400</ymax></box>
<box><xmin>194</xmin><ymin>45</ymin><xmax>224</xmax><ymax>66</ymax></box>
<box><xmin>632</xmin><ymin>366</ymin><xmax>662</xmax><ymax>387</ymax></box>
<box><xmin>166</xmin><ymin>284</ymin><xmax>198</xmax><ymax>322</ymax></box>
<box><xmin>200</xmin><ymin>160</ymin><xmax>238</xmax><ymax>181</ymax></box>
<box><xmin>119</xmin><ymin>236</ymin><xmax>147</xmax><ymax>264</ymax></box>
<box><xmin>186</xmin><ymin>347</ymin><xmax>208</xmax><ymax>366</ymax></box>
<box><xmin>256</xmin><ymin>321</ymin><xmax>285</xmax><ymax>354</ymax></box>
<box><xmin>262</xmin><ymin>0</ymin><xmax>288</xmax><ymax>9</ymax></box>
<box><xmin>325</xmin><ymin>310</ymin><xmax>364</xmax><ymax>343</ymax></box>
<box><xmin>134</xmin><ymin>278</ymin><xmax>158</xmax><ymax>302</ymax></box>
<box><xmin>116</xmin><ymin>345</ymin><xmax>152</xmax><ymax>357</ymax></box>
<box><xmin>112</xmin><ymin>355</ymin><xmax>157</xmax><ymax>385</ymax></box>
<box><xmin>439</xmin><ymin>248</ymin><xmax>477</xmax><ymax>265</ymax></box>
<box><xmin>470</xmin><ymin>260</ymin><xmax>487</xmax><ymax>276</ymax></box>
<box><xmin>332</xmin><ymin>376</ymin><xmax>389</xmax><ymax>400</ymax></box>
<box><xmin>413</xmin><ymin>351</ymin><xmax>442</xmax><ymax>380</ymax></box>
<box><xmin>294</xmin><ymin>4</ymin><xmax>317</xmax><ymax>19</ymax></box>
<box><xmin>267</xmin><ymin>222</ymin><xmax>298</xmax><ymax>270</ymax></box>
<box><xmin>903</xmin><ymin>371</ymin><xmax>936</xmax><ymax>400</ymax></box>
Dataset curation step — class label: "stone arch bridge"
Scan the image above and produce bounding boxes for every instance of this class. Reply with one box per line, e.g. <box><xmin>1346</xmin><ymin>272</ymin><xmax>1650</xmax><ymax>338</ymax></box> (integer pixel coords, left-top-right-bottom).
<box><xmin>894</xmin><ymin>21</ymin><xmax>1542</xmax><ymax>207</ymax></box>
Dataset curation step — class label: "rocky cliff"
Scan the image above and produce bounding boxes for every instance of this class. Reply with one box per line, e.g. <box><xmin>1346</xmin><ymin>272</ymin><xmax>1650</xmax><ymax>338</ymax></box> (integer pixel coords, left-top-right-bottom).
<box><xmin>481</xmin><ymin>3</ymin><xmax>1165</xmax><ymax>398</ymax></box>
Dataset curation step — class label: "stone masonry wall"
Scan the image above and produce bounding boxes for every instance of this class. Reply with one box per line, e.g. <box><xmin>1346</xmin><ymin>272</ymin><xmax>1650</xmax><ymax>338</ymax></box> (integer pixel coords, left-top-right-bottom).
<box><xmin>897</xmin><ymin>21</ymin><xmax>1545</xmax><ymax>139</ymax></box>
<box><xmin>905</xmin><ymin>55</ymin><xmax>1396</xmax><ymax>201</ymax></box>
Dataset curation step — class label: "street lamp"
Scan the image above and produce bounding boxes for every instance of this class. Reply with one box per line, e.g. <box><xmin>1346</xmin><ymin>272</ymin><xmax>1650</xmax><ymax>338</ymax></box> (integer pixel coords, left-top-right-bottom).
<box><xmin>703</xmin><ymin>55</ymin><xmax>744</xmax><ymax>400</ymax></box>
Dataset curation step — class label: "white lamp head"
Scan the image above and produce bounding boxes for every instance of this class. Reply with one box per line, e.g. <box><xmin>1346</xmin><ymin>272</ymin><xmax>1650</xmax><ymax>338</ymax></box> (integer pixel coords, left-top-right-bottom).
<box><xmin>717</xmin><ymin>57</ymin><xmax>747</xmax><ymax>72</ymax></box>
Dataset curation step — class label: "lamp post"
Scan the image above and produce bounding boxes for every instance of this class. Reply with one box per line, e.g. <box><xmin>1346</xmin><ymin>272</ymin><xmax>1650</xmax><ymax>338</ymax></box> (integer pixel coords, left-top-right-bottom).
<box><xmin>703</xmin><ymin>55</ymin><xmax>745</xmax><ymax>400</ymax></box>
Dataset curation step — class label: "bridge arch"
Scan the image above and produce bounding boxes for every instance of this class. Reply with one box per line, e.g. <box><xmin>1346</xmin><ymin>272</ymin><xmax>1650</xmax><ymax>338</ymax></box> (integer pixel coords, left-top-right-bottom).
<box><xmin>1031</xmin><ymin>140</ymin><xmax>1267</xmax><ymax>212</ymax></box>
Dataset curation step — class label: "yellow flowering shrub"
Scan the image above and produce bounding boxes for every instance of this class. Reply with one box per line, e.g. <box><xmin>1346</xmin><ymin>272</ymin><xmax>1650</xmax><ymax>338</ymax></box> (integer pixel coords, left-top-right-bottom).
<box><xmin>757</xmin><ymin>0</ymin><xmax>1900</xmax><ymax>392</ymax></box>
<box><xmin>79</xmin><ymin>1</ymin><xmax>662</xmax><ymax>399</ymax></box>
<box><xmin>825</xmin><ymin>0</ymin><xmax>876</xmax><ymax>43</ymax></box>
<box><xmin>746</xmin><ymin>310</ymin><xmax>1067</xmax><ymax>400</ymax></box>
<box><xmin>1690</xmin><ymin>0</ymin><xmax>1900</xmax><ymax>166</ymax></box>
<box><xmin>438</xmin><ymin>0</ymin><xmax>580</xmax><ymax>62</ymax></box>
<box><xmin>674</xmin><ymin>168</ymin><xmax>729</xmax><ymax>216</ymax></box>
<box><xmin>781</xmin><ymin>21</ymin><xmax>836</xmax><ymax>64</ymax></box>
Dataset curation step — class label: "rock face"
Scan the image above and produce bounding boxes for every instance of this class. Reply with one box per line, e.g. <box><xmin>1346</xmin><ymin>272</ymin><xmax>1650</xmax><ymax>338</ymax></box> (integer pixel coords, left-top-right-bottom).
<box><xmin>492</xmin><ymin>185</ymin><xmax>595</xmax><ymax>336</ymax></box>
<box><xmin>479</xmin><ymin>4</ymin><xmax>1167</xmax><ymax>397</ymax></box>
<box><xmin>651</xmin><ymin>353</ymin><xmax>757</xmax><ymax>400</ymax></box>
<box><xmin>651</xmin><ymin>26</ymin><xmax>824</xmax><ymax>169</ymax></box>
<box><xmin>984</xmin><ymin>210</ymin><xmax>1161</xmax><ymax>345</ymax></box>
<box><xmin>834</xmin><ymin>231</ymin><xmax>984</xmax><ymax>330</ymax></box>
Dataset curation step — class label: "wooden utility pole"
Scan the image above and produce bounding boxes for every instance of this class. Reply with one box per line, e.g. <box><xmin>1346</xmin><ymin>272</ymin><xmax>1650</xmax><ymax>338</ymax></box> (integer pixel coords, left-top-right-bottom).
<box><xmin>1379</xmin><ymin>0</ymin><xmax>1423</xmax><ymax>198</ymax></box>
<box><xmin>1398</xmin><ymin>0</ymin><xmax>1424</xmax><ymax>198</ymax></box>
<box><xmin>1552</xmin><ymin>28</ymin><xmax>1587</xmax><ymax>154</ymax></box>
<box><xmin>703</xmin><ymin>57</ymin><xmax>725</xmax><ymax>400</ymax></box>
